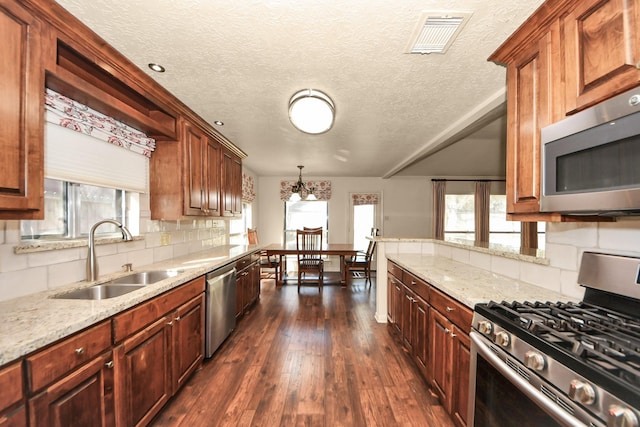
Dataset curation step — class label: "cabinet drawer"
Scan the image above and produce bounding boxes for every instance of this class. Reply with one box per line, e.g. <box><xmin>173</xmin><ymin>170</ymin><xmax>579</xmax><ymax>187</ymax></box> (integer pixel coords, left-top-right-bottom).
<box><xmin>112</xmin><ymin>276</ymin><xmax>205</xmax><ymax>343</ymax></box>
<box><xmin>430</xmin><ymin>288</ymin><xmax>472</xmax><ymax>332</ymax></box>
<box><xmin>26</xmin><ymin>321</ymin><xmax>111</xmax><ymax>392</ymax></box>
<box><xmin>403</xmin><ymin>271</ymin><xmax>430</xmax><ymax>303</ymax></box>
<box><xmin>388</xmin><ymin>261</ymin><xmax>403</xmax><ymax>280</ymax></box>
<box><xmin>0</xmin><ymin>361</ymin><xmax>23</xmax><ymax>411</ymax></box>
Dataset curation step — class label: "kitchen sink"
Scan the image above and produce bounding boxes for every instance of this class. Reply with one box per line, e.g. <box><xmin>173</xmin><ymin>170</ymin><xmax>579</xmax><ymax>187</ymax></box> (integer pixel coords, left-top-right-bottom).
<box><xmin>52</xmin><ymin>284</ymin><xmax>145</xmax><ymax>300</ymax></box>
<box><xmin>106</xmin><ymin>270</ymin><xmax>184</xmax><ymax>285</ymax></box>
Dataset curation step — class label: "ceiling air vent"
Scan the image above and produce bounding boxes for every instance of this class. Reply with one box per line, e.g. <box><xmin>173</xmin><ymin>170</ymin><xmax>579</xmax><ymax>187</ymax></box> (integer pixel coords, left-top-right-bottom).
<box><xmin>406</xmin><ymin>11</ymin><xmax>473</xmax><ymax>54</ymax></box>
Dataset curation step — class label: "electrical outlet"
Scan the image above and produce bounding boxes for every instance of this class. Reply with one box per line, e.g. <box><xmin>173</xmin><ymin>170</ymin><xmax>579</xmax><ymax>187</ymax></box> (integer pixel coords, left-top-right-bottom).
<box><xmin>160</xmin><ymin>232</ymin><xmax>172</xmax><ymax>246</ymax></box>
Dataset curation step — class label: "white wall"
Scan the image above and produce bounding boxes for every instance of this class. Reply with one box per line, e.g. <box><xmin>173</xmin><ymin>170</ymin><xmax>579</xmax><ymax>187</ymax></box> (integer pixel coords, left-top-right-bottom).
<box><xmin>257</xmin><ymin>175</ymin><xmax>432</xmax><ymax>245</ymax></box>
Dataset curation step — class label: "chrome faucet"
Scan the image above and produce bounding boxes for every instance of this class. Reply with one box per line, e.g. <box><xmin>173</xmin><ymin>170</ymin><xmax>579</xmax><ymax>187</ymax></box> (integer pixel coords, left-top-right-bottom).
<box><xmin>86</xmin><ymin>219</ymin><xmax>133</xmax><ymax>281</ymax></box>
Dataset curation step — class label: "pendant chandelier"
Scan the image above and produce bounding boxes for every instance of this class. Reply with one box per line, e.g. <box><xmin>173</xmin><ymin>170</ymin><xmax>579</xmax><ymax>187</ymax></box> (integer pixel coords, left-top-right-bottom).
<box><xmin>290</xmin><ymin>165</ymin><xmax>317</xmax><ymax>201</ymax></box>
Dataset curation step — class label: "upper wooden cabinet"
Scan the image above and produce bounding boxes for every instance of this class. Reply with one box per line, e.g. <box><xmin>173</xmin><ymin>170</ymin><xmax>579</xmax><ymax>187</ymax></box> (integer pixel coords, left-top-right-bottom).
<box><xmin>0</xmin><ymin>0</ymin><xmax>45</xmax><ymax>219</ymax></box>
<box><xmin>490</xmin><ymin>0</ymin><xmax>633</xmax><ymax>221</ymax></box>
<box><xmin>221</xmin><ymin>148</ymin><xmax>242</xmax><ymax>217</ymax></box>
<box><xmin>564</xmin><ymin>0</ymin><xmax>640</xmax><ymax>114</ymax></box>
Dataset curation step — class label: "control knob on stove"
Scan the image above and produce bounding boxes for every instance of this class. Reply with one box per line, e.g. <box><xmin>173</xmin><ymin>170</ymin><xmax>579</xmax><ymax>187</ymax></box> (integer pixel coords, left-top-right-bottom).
<box><xmin>477</xmin><ymin>320</ymin><xmax>493</xmax><ymax>335</ymax></box>
<box><xmin>494</xmin><ymin>331</ymin><xmax>510</xmax><ymax>347</ymax></box>
<box><xmin>524</xmin><ymin>351</ymin><xmax>545</xmax><ymax>371</ymax></box>
<box><xmin>568</xmin><ymin>380</ymin><xmax>595</xmax><ymax>405</ymax></box>
<box><xmin>608</xmin><ymin>404</ymin><xmax>638</xmax><ymax>427</ymax></box>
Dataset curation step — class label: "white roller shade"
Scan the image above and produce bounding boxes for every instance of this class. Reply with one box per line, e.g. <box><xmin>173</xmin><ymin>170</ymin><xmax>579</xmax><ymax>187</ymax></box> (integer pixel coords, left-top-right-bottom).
<box><xmin>45</xmin><ymin>121</ymin><xmax>148</xmax><ymax>193</ymax></box>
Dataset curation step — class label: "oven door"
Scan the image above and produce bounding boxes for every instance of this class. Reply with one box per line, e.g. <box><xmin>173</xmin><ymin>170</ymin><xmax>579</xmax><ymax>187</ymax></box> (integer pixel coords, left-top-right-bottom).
<box><xmin>468</xmin><ymin>332</ymin><xmax>597</xmax><ymax>427</ymax></box>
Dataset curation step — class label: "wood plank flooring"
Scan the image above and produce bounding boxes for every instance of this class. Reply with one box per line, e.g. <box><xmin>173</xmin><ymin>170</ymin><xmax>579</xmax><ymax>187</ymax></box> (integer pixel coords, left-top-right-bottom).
<box><xmin>152</xmin><ymin>278</ymin><xmax>455</xmax><ymax>427</ymax></box>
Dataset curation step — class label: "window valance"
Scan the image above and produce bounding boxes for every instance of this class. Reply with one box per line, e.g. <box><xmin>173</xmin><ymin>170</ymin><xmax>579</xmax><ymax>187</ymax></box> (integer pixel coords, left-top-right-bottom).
<box><xmin>242</xmin><ymin>173</ymin><xmax>255</xmax><ymax>202</ymax></box>
<box><xmin>45</xmin><ymin>88</ymin><xmax>156</xmax><ymax>158</ymax></box>
<box><xmin>352</xmin><ymin>193</ymin><xmax>379</xmax><ymax>205</ymax></box>
<box><xmin>280</xmin><ymin>180</ymin><xmax>331</xmax><ymax>201</ymax></box>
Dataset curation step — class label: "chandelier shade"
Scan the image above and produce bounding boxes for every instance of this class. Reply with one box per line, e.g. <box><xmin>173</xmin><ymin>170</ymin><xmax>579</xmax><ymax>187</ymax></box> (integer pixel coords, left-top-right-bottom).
<box><xmin>288</xmin><ymin>89</ymin><xmax>335</xmax><ymax>134</ymax></box>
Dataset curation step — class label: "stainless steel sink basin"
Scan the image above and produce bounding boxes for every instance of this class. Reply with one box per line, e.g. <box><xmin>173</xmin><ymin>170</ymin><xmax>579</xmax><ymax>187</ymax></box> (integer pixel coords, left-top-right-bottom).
<box><xmin>107</xmin><ymin>270</ymin><xmax>183</xmax><ymax>285</ymax></box>
<box><xmin>52</xmin><ymin>284</ymin><xmax>144</xmax><ymax>300</ymax></box>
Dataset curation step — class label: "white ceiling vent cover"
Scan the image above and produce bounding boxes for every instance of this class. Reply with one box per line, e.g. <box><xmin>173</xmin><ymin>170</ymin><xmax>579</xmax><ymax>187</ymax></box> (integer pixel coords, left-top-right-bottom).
<box><xmin>406</xmin><ymin>11</ymin><xmax>473</xmax><ymax>54</ymax></box>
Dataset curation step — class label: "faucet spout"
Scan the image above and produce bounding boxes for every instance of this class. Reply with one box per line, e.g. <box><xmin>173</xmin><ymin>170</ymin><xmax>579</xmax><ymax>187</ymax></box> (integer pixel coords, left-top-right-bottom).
<box><xmin>87</xmin><ymin>219</ymin><xmax>133</xmax><ymax>282</ymax></box>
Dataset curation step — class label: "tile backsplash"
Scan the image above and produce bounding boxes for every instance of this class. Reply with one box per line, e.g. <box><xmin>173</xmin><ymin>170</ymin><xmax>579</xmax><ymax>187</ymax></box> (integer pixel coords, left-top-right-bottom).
<box><xmin>0</xmin><ymin>194</ymin><xmax>228</xmax><ymax>302</ymax></box>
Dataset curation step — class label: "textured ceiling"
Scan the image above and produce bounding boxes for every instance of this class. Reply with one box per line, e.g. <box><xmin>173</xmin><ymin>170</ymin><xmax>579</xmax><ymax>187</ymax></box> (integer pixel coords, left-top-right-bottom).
<box><xmin>54</xmin><ymin>0</ymin><xmax>544</xmax><ymax>178</ymax></box>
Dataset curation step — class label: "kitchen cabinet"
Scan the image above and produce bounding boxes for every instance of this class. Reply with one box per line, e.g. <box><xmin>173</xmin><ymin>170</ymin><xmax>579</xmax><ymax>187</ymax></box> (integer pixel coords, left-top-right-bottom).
<box><xmin>235</xmin><ymin>252</ymin><xmax>260</xmax><ymax>319</ymax></box>
<box><xmin>221</xmin><ymin>147</ymin><xmax>242</xmax><ymax>217</ymax></box>
<box><xmin>428</xmin><ymin>287</ymin><xmax>473</xmax><ymax>426</ymax></box>
<box><xmin>0</xmin><ymin>0</ymin><xmax>45</xmax><ymax>219</ymax></box>
<box><xmin>564</xmin><ymin>0</ymin><xmax>640</xmax><ymax>115</ymax></box>
<box><xmin>25</xmin><ymin>321</ymin><xmax>114</xmax><ymax>427</ymax></box>
<box><xmin>112</xmin><ymin>276</ymin><xmax>205</xmax><ymax>427</ymax></box>
<box><xmin>489</xmin><ymin>0</ymin><xmax>633</xmax><ymax>221</ymax></box>
<box><xmin>386</xmin><ymin>262</ymin><xmax>403</xmax><ymax>335</ymax></box>
<box><xmin>0</xmin><ymin>362</ymin><xmax>26</xmax><ymax>427</ymax></box>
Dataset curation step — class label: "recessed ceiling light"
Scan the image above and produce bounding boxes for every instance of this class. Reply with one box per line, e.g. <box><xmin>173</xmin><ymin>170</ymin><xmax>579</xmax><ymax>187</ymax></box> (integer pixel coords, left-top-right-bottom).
<box><xmin>214</xmin><ymin>121</ymin><xmax>224</xmax><ymax>126</ymax></box>
<box><xmin>148</xmin><ymin>63</ymin><xmax>165</xmax><ymax>73</ymax></box>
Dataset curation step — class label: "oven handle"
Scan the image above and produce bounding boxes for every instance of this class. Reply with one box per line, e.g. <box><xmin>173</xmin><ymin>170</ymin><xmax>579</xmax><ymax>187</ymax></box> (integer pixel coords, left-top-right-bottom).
<box><xmin>470</xmin><ymin>332</ymin><xmax>588</xmax><ymax>427</ymax></box>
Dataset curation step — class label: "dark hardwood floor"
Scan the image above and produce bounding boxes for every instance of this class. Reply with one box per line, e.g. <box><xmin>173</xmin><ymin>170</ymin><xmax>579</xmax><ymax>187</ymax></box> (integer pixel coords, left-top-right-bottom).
<box><xmin>152</xmin><ymin>277</ymin><xmax>455</xmax><ymax>427</ymax></box>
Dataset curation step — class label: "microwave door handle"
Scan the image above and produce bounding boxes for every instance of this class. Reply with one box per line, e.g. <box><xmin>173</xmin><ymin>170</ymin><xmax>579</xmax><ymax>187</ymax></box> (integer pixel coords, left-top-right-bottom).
<box><xmin>470</xmin><ymin>332</ymin><xmax>588</xmax><ymax>427</ymax></box>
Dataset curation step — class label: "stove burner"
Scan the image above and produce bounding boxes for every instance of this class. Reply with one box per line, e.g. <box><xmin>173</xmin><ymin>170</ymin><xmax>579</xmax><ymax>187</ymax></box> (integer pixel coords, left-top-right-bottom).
<box><xmin>484</xmin><ymin>300</ymin><xmax>640</xmax><ymax>390</ymax></box>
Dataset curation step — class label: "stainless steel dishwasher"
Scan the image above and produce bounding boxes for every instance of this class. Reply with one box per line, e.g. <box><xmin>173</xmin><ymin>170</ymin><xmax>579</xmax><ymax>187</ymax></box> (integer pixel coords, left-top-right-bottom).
<box><xmin>205</xmin><ymin>263</ymin><xmax>236</xmax><ymax>358</ymax></box>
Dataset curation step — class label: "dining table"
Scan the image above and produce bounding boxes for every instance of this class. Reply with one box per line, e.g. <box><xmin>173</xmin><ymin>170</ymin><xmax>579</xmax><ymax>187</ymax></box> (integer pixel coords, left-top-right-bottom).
<box><xmin>263</xmin><ymin>243</ymin><xmax>360</xmax><ymax>286</ymax></box>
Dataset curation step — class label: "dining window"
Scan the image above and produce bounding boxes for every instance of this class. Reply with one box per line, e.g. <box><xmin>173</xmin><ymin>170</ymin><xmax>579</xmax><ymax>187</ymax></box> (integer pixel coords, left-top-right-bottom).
<box><xmin>284</xmin><ymin>200</ymin><xmax>328</xmax><ymax>247</ymax></box>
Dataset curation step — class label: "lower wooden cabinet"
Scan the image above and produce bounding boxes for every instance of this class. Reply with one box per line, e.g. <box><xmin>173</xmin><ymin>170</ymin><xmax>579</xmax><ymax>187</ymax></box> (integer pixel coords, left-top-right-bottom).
<box><xmin>0</xmin><ymin>362</ymin><xmax>26</xmax><ymax>427</ymax></box>
<box><xmin>29</xmin><ymin>351</ymin><xmax>115</xmax><ymax>427</ymax></box>
<box><xmin>235</xmin><ymin>253</ymin><xmax>260</xmax><ymax>320</ymax></box>
<box><xmin>387</xmin><ymin>261</ymin><xmax>472</xmax><ymax>427</ymax></box>
<box><xmin>172</xmin><ymin>294</ymin><xmax>205</xmax><ymax>393</ymax></box>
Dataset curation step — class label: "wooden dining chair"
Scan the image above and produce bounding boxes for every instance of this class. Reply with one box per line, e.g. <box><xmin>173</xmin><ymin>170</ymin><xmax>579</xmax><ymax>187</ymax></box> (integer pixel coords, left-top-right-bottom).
<box><xmin>247</xmin><ymin>228</ymin><xmax>279</xmax><ymax>279</ymax></box>
<box><xmin>345</xmin><ymin>239</ymin><xmax>376</xmax><ymax>287</ymax></box>
<box><xmin>296</xmin><ymin>228</ymin><xmax>323</xmax><ymax>292</ymax></box>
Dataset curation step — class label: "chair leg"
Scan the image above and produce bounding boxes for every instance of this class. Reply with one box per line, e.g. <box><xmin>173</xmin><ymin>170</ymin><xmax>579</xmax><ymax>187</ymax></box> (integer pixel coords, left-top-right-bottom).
<box><xmin>298</xmin><ymin>270</ymin><xmax>301</xmax><ymax>292</ymax></box>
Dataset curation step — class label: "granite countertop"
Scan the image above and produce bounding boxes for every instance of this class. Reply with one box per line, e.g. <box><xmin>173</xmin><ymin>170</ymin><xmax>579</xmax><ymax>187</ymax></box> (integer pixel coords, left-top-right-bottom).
<box><xmin>0</xmin><ymin>244</ymin><xmax>260</xmax><ymax>366</ymax></box>
<box><xmin>386</xmin><ymin>254</ymin><xmax>575</xmax><ymax>309</ymax></box>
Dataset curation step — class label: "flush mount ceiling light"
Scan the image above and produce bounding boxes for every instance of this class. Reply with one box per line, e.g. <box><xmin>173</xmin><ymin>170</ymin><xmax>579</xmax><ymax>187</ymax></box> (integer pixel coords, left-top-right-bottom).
<box><xmin>406</xmin><ymin>11</ymin><xmax>473</xmax><ymax>54</ymax></box>
<box><xmin>288</xmin><ymin>89</ymin><xmax>335</xmax><ymax>134</ymax></box>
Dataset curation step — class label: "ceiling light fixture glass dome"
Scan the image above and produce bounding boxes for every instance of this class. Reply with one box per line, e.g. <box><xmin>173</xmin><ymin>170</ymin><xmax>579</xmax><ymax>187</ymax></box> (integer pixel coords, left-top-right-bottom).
<box><xmin>288</xmin><ymin>89</ymin><xmax>335</xmax><ymax>134</ymax></box>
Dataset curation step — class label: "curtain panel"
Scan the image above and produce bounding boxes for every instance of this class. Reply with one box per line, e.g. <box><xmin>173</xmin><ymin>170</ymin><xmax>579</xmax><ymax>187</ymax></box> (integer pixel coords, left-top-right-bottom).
<box><xmin>280</xmin><ymin>180</ymin><xmax>331</xmax><ymax>201</ymax></box>
<box><xmin>45</xmin><ymin>88</ymin><xmax>156</xmax><ymax>158</ymax></box>
<box><xmin>352</xmin><ymin>193</ymin><xmax>379</xmax><ymax>205</ymax></box>
<box><xmin>242</xmin><ymin>173</ymin><xmax>255</xmax><ymax>202</ymax></box>
<box><xmin>432</xmin><ymin>180</ymin><xmax>446</xmax><ymax>240</ymax></box>
<box><xmin>474</xmin><ymin>181</ymin><xmax>491</xmax><ymax>244</ymax></box>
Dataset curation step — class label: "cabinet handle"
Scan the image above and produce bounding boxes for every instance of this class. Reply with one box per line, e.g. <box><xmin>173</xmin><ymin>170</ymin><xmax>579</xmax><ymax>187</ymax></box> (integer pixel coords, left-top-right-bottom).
<box><xmin>446</xmin><ymin>306</ymin><xmax>455</xmax><ymax>312</ymax></box>
<box><xmin>444</xmin><ymin>328</ymin><xmax>450</xmax><ymax>334</ymax></box>
<box><xmin>450</xmin><ymin>332</ymin><xmax>457</xmax><ymax>338</ymax></box>
<box><xmin>174</xmin><ymin>316</ymin><xmax>181</xmax><ymax>322</ymax></box>
<box><xmin>105</xmin><ymin>361</ymin><xmax>114</xmax><ymax>369</ymax></box>
<box><xmin>75</xmin><ymin>347</ymin><xmax>84</xmax><ymax>355</ymax></box>
<box><xmin>411</xmin><ymin>281</ymin><xmax>416</xmax><ymax>286</ymax></box>
<box><xmin>167</xmin><ymin>321</ymin><xmax>174</xmax><ymax>326</ymax></box>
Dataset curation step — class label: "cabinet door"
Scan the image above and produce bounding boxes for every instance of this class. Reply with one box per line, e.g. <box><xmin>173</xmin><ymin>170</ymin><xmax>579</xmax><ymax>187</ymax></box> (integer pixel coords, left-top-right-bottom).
<box><xmin>221</xmin><ymin>149</ymin><xmax>242</xmax><ymax>217</ymax></box>
<box><xmin>0</xmin><ymin>0</ymin><xmax>44</xmax><ymax>217</ymax></box>
<box><xmin>505</xmin><ymin>32</ymin><xmax>553</xmax><ymax>215</ymax></box>
<box><xmin>392</xmin><ymin>280</ymin><xmax>403</xmax><ymax>337</ymax></box>
<box><xmin>172</xmin><ymin>294</ymin><xmax>204</xmax><ymax>393</ymax></box>
<box><xmin>29</xmin><ymin>352</ymin><xmax>115</xmax><ymax>427</ymax></box>
<box><xmin>115</xmin><ymin>316</ymin><xmax>172</xmax><ymax>427</ymax></box>
<box><xmin>0</xmin><ymin>361</ymin><xmax>25</xmax><ymax>427</ymax></box>
<box><xmin>235</xmin><ymin>271</ymin><xmax>246</xmax><ymax>320</ymax></box>
<box><xmin>429</xmin><ymin>308</ymin><xmax>453</xmax><ymax>413</ymax></box>
<box><xmin>205</xmin><ymin>138</ymin><xmax>221</xmax><ymax>216</ymax></box>
<box><xmin>413</xmin><ymin>296</ymin><xmax>429</xmax><ymax>380</ymax></box>
<box><xmin>401</xmin><ymin>286</ymin><xmax>414</xmax><ymax>353</ymax></box>
<box><xmin>184</xmin><ymin>121</ymin><xmax>207</xmax><ymax>216</ymax></box>
<box><xmin>451</xmin><ymin>329</ymin><xmax>471</xmax><ymax>427</ymax></box>
<box><xmin>564</xmin><ymin>0</ymin><xmax>640</xmax><ymax>114</ymax></box>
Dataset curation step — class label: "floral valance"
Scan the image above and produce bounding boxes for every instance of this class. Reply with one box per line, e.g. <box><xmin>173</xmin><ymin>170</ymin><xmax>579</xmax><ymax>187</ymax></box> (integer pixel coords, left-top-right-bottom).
<box><xmin>45</xmin><ymin>88</ymin><xmax>156</xmax><ymax>157</ymax></box>
<box><xmin>242</xmin><ymin>173</ymin><xmax>255</xmax><ymax>202</ymax></box>
<box><xmin>280</xmin><ymin>180</ymin><xmax>331</xmax><ymax>201</ymax></box>
<box><xmin>352</xmin><ymin>193</ymin><xmax>379</xmax><ymax>205</ymax></box>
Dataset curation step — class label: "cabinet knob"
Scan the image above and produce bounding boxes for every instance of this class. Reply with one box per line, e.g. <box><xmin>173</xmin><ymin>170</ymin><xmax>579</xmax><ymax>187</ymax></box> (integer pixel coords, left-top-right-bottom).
<box><xmin>167</xmin><ymin>321</ymin><xmax>174</xmax><ymax>326</ymax></box>
<box><xmin>444</xmin><ymin>328</ymin><xmax>450</xmax><ymax>334</ymax></box>
<box><xmin>174</xmin><ymin>316</ymin><xmax>181</xmax><ymax>322</ymax></box>
<box><xmin>75</xmin><ymin>347</ymin><xmax>84</xmax><ymax>355</ymax></box>
<box><xmin>105</xmin><ymin>361</ymin><xmax>114</xmax><ymax>369</ymax></box>
<box><xmin>446</xmin><ymin>306</ymin><xmax>455</xmax><ymax>312</ymax></box>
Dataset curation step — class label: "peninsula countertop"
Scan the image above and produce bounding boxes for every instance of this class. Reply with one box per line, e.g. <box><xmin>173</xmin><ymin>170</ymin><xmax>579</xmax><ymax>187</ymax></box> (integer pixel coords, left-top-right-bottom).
<box><xmin>386</xmin><ymin>253</ymin><xmax>575</xmax><ymax>309</ymax></box>
<box><xmin>0</xmin><ymin>244</ymin><xmax>259</xmax><ymax>366</ymax></box>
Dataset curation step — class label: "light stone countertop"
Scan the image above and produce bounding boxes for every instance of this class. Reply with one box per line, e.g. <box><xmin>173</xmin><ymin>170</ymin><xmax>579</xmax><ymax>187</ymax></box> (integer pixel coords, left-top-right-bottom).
<box><xmin>0</xmin><ymin>244</ymin><xmax>259</xmax><ymax>366</ymax></box>
<box><xmin>387</xmin><ymin>254</ymin><xmax>576</xmax><ymax>309</ymax></box>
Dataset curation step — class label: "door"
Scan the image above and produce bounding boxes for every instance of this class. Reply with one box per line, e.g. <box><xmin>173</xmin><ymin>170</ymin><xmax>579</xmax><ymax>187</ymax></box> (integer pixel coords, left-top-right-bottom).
<box><xmin>349</xmin><ymin>192</ymin><xmax>380</xmax><ymax>250</ymax></box>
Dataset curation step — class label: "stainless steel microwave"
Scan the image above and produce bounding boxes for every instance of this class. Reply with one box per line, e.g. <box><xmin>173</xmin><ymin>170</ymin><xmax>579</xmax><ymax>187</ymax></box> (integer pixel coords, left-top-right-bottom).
<box><xmin>541</xmin><ymin>86</ymin><xmax>640</xmax><ymax>215</ymax></box>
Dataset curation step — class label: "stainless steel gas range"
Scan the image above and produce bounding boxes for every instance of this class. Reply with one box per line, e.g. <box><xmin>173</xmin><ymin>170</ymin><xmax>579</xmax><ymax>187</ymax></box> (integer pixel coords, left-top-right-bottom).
<box><xmin>468</xmin><ymin>252</ymin><xmax>640</xmax><ymax>427</ymax></box>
